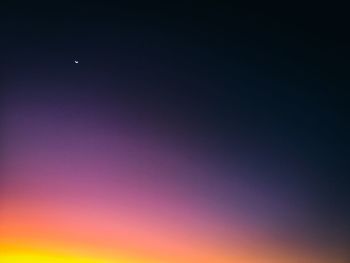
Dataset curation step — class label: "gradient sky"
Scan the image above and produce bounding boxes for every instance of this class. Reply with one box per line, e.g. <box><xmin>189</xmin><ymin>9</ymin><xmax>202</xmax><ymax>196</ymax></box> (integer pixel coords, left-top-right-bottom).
<box><xmin>1</xmin><ymin>1</ymin><xmax>349</xmax><ymax>263</ymax></box>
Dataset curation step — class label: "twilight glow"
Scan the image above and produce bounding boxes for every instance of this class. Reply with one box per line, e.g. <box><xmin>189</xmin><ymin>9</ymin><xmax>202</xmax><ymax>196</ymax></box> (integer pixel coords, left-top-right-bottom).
<box><xmin>1</xmin><ymin>91</ymin><xmax>345</xmax><ymax>263</ymax></box>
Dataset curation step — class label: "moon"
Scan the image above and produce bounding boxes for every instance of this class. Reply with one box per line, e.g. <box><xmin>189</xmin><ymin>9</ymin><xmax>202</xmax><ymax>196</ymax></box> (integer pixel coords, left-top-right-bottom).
<box><xmin>74</xmin><ymin>60</ymin><xmax>79</xmax><ymax>64</ymax></box>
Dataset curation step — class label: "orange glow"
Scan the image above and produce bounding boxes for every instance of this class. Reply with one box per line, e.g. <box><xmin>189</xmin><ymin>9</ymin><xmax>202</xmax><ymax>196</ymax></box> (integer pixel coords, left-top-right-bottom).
<box><xmin>1</xmin><ymin>198</ymin><xmax>344</xmax><ymax>263</ymax></box>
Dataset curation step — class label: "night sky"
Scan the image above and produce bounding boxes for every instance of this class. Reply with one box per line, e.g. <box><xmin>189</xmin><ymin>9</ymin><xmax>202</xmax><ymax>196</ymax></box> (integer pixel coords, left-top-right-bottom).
<box><xmin>1</xmin><ymin>1</ymin><xmax>349</xmax><ymax>262</ymax></box>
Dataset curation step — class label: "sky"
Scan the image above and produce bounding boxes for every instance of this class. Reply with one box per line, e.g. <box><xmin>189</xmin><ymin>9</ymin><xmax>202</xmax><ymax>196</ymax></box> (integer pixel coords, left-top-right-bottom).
<box><xmin>1</xmin><ymin>1</ymin><xmax>349</xmax><ymax>263</ymax></box>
